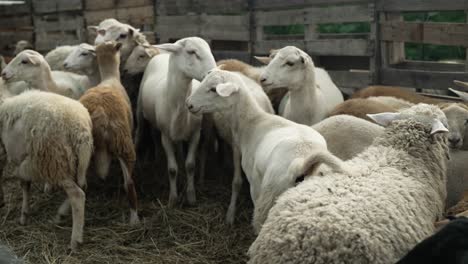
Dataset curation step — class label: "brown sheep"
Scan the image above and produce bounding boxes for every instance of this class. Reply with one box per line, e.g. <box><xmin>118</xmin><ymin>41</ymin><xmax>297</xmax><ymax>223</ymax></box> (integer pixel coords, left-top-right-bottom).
<box><xmin>79</xmin><ymin>41</ymin><xmax>139</xmax><ymax>225</ymax></box>
<box><xmin>328</xmin><ymin>98</ymin><xmax>398</xmax><ymax>122</ymax></box>
<box><xmin>352</xmin><ymin>85</ymin><xmax>446</xmax><ymax>105</ymax></box>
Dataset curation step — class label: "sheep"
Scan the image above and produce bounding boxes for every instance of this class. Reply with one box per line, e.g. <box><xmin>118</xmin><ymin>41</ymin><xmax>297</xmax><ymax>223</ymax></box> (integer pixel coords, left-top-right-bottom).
<box><xmin>63</xmin><ymin>43</ymin><xmax>100</xmax><ymax>87</ymax></box>
<box><xmin>79</xmin><ymin>41</ymin><xmax>139</xmax><ymax>224</ymax></box>
<box><xmin>136</xmin><ymin>37</ymin><xmax>216</xmax><ymax>207</ymax></box>
<box><xmin>396</xmin><ymin>217</ymin><xmax>468</xmax><ymax>264</ymax></box>
<box><xmin>248</xmin><ymin>103</ymin><xmax>450</xmax><ymax>264</ymax></box>
<box><xmin>45</xmin><ymin>45</ymin><xmax>77</xmax><ymax>71</ymax></box>
<box><xmin>0</xmin><ymin>244</ymin><xmax>22</xmax><ymax>264</ymax></box>
<box><xmin>186</xmin><ymin>69</ymin><xmax>340</xmax><ymax>233</ymax></box>
<box><xmin>0</xmin><ymin>90</ymin><xmax>93</xmax><ymax>251</ymax></box>
<box><xmin>329</xmin><ymin>98</ymin><xmax>399</xmax><ymax>122</ymax></box>
<box><xmin>1</xmin><ymin>50</ymin><xmax>90</xmax><ymax>99</ymax></box>
<box><xmin>123</xmin><ymin>44</ymin><xmax>161</xmax><ymax>76</ymax></box>
<box><xmin>352</xmin><ymin>85</ymin><xmax>446</xmax><ymax>105</ymax></box>
<box><xmin>0</xmin><ymin>56</ymin><xmax>6</xmax><ymax>72</ymax></box>
<box><xmin>13</xmin><ymin>40</ymin><xmax>33</xmax><ymax>56</ymax></box>
<box><xmin>259</xmin><ymin>46</ymin><xmax>344</xmax><ymax>125</ymax></box>
<box><xmin>312</xmin><ymin>115</ymin><xmax>384</xmax><ymax>161</ymax></box>
<box><xmin>210</xmin><ymin>71</ymin><xmax>274</xmax><ymax>224</ymax></box>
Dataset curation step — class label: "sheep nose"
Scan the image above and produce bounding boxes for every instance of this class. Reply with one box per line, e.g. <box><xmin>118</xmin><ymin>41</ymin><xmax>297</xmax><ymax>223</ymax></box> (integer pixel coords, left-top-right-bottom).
<box><xmin>449</xmin><ymin>137</ymin><xmax>460</xmax><ymax>145</ymax></box>
<box><xmin>1</xmin><ymin>71</ymin><xmax>7</xmax><ymax>80</ymax></box>
<box><xmin>63</xmin><ymin>62</ymin><xmax>68</xmax><ymax>68</ymax></box>
<box><xmin>260</xmin><ymin>77</ymin><xmax>267</xmax><ymax>83</ymax></box>
<box><xmin>187</xmin><ymin>103</ymin><xmax>194</xmax><ymax>110</ymax></box>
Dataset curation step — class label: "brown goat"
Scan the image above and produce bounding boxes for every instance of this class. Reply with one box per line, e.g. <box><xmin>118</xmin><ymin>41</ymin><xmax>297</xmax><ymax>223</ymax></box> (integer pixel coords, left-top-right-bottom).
<box><xmin>79</xmin><ymin>41</ymin><xmax>139</xmax><ymax>225</ymax></box>
<box><xmin>329</xmin><ymin>98</ymin><xmax>398</xmax><ymax>122</ymax></box>
<box><xmin>352</xmin><ymin>85</ymin><xmax>447</xmax><ymax>105</ymax></box>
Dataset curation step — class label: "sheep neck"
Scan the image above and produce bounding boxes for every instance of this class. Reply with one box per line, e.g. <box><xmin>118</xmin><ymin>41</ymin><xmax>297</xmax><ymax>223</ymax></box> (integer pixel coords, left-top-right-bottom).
<box><xmin>97</xmin><ymin>53</ymin><xmax>120</xmax><ymax>81</ymax></box>
<box><xmin>287</xmin><ymin>65</ymin><xmax>318</xmax><ymax>124</ymax></box>
<box><xmin>87</xmin><ymin>62</ymin><xmax>101</xmax><ymax>86</ymax></box>
<box><xmin>33</xmin><ymin>65</ymin><xmax>59</xmax><ymax>93</ymax></box>
<box><xmin>166</xmin><ymin>56</ymin><xmax>192</xmax><ymax>106</ymax></box>
<box><xmin>231</xmin><ymin>86</ymin><xmax>265</xmax><ymax>147</ymax></box>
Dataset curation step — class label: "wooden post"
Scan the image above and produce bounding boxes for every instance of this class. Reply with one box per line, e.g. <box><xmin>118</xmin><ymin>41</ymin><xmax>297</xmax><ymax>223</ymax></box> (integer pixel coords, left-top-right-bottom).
<box><xmin>369</xmin><ymin>1</ymin><xmax>379</xmax><ymax>85</ymax></box>
<box><xmin>248</xmin><ymin>0</ymin><xmax>255</xmax><ymax>63</ymax></box>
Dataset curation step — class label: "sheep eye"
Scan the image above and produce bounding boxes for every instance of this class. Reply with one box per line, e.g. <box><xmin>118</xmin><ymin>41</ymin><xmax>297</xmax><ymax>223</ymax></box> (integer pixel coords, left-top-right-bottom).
<box><xmin>285</xmin><ymin>61</ymin><xmax>294</xmax><ymax>67</ymax></box>
<box><xmin>209</xmin><ymin>87</ymin><xmax>217</xmax><ymax>93</ymax></box>
<box><xmin>80</xmin><ymin>53</ymin><xmax>88</xmax><ymax>57</ymax></box>
<box><xmin>295</xmin><ymin>174</ymin><xmax>305</xmax><ymax>184</ymax></box>
<box><xmin>119</xmin><ymin>33</ymin><xmax>127</xmax><ymax>39</ymax></box>
<box><xmin>139</xmin><ymin>55</ymin><xmax>146</xmax><ymax>59</ymax></box>
<box><xmin>187</xmin><ymin>50</ymin><xmax>196</xmax><ymax>55</ymax></box>
<box><xmin>465</xmin><ymin>119</ymin><xmax>468</xmax><ymax>125</ymax></box>
<box><xmin>21</xmin><ymin>60</ymin><xmax>28</xmax><ymax>64</ymax></box>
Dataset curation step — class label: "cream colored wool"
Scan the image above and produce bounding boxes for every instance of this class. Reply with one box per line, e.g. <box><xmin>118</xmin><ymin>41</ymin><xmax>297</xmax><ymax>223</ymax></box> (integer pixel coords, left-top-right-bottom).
<box><xmin>249</xmin><ymin>104</ymin><xmax>449</xmax><ymax>264</ymax></box>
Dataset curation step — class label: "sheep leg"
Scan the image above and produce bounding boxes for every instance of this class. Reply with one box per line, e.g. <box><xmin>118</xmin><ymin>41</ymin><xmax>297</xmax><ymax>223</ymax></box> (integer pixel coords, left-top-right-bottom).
<box><xmin>185</xmin><ymin>130</ymin><xmax>200</xmax><ymax>205</ymax></box>
<box><xmin>54</xmin><ymin>199</ymin><xmax>71</xmax><ymax>224</ymax></box>
<box><xmin>62</xmin><ymin>179</ymin><xmax>85</xmax><ymax>251</ymax></box>
<box><xmin>161</xmin><ymin>133</ymin><xmax>178</xmax><ymax>207</ymax></box>
<box><xmin>118</xmin><ymin>157</ymin><xmax>139</xmax><ymax>225</ymax></box>
<box><xmin>19</xmin><ymin>181</ymin><xmax>31</xmax><ymax>225</ymax></box>
<box><xmin>94</xmin><ymin>147</ymin><xmax>111</xmax><ymax>180</ymax></box>
<box><xmin>226</xmin><ymin>146</ymin><xmax>243</xmax><ymax>225</ymax></box>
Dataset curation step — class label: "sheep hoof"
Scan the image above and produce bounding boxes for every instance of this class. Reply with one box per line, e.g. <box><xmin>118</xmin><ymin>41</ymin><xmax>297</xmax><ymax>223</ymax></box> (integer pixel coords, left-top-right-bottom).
<box><xmin>69</xmin><ymin>240</ymin><xmax>82</xmax><ymax>252</ymax></box>
<box><xmin>168</xmin><ymin>196</ymin><xmax>178</xmax><ymax>208</ymax></box>
<box><xmin>19</xmin><ymin>215</ymin><xmax>28</xmax><ymax>226</ymax></box>
<box><xmin>186</xmin><ymin>190</ymin><xmax>196</xmax><ymax>205</ymax></box>
<box><xmin>225</xmin><ymin>214</ymin><xmax>234</xmax><ymax>225</ymax></box>
<box><xmin>53</xmin><ymin>214</ymin><xmax>64</xmax><ymax>224</ymax></box>
<box><xmin>129</xmin><ymin>211</ymin><xmax>140</xmax><ymax>226</ymax></box>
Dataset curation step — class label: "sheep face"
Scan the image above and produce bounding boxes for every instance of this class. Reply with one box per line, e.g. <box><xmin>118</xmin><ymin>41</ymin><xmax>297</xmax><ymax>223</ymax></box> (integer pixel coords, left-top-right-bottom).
<box><xmin>94</xmin><ymin>23</ymin><xmax>139</xmax><ymax>61</ymax></box>
<box><xmin>186</xmin><ymin>70</ymin><xmax>239</xmax><ymax>115</ymax></box>
<box><xmin>1</xmin><ymin>50</ymin><xmax>45</xmax><ymax>84</ymax></box>
<box><xmin>63</xmin><ymin>43</ymin><xmax>96</xmax><ymax>74</ymax></box>
<box><xmin>156</xmin><ymin>37</ymin><xmax>217</xmax><ymax>81</ymax></box>
<box><xmin>440</xmin><ymin>103</ymin><xmax>468</xmax><ymax>149</ymax></box>
<box><xmin>259</xmin><ymin>46</ymin><xmax>313</xmax><ymax>90</ymax></box>
<box><xmin>123</xmin><ymin>45</ymin><xmax>159</xmax><ymax>75</ymax></box>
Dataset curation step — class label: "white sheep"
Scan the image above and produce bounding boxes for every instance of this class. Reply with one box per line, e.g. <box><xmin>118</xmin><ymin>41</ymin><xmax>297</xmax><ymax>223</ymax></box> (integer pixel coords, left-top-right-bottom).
<box><xmin>123</xmin><ymin>44</ymin><xmax>160</xmax><ymax>75</ymax></box>
<box><xmin>210</xmin><ymin>70</ymin><xmax>274</xmax><ymax>224</ymax></box>
<box><xmin>136</xmin><ymin>37</ymin><xmax>216</xmax><ymax>207</ymax></box>
<box><xmin>0</xmin><ymin>90</ymin><xmax>93</xmax><ymax>251</ymax></box>
<box><xmin>63</xmin><ymin>43</ymin><xmax>100</xmax><ymax>87</ymax></box>
<box><xmin>45</xmin><ymin>45</ymin><xmax>77</xmax><ymax>71</ymax></box>
<box><xmin>248</xmin><ymin>103</ymin><xmax>450</xmax><ymax>264</ymax></box>
<box><xmin>186</xmin><ymin>69</ymin><xmax>341</xmax><ymax>233</ymax></box>
<box><xmin>91</xmin><ymin>19</ymin><xmax>149</xmax><ymax>65</ymax></box>
<box><xmin>259</xmin><ymin>46</ymin><xmax>344</xmax><ymax>125</ymax></box>
<box><xmin>13</xmin><ymin>40</ymin><xmax>33</xmax><ymax>56</ymax></box>
<box><xmin>2</xmin><ymin>50</ymin><xmax>90</xmax><ymax>99</ymax></box>
<box><xmin>312</xmin><ymin>115</ymin><xmax>384</xmax><ymax>161</ymax></box>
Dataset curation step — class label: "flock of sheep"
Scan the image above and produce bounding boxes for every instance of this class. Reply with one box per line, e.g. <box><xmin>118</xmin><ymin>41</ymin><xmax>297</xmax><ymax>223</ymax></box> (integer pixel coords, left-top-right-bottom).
<box><xmin>1</xmin><ymin>17</ymin><xmax>468</xmax><ymax>263</ymax></box>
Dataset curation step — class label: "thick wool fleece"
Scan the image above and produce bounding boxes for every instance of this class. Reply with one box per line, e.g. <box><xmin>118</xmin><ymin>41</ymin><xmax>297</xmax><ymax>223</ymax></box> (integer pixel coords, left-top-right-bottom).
<box><xmin>0</xmin><ymin>90</ymin><xmax>93</xmax><ymax>187</ymax></box>
<box><xmin>248</xmin><ymin>105</ymin><xmax>449</xmax><ymax>264</ymax></box>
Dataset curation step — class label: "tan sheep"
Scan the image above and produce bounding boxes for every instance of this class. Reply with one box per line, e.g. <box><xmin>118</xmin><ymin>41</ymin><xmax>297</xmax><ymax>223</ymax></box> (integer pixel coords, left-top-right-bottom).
<box><xmin>329</xmin><ymin>98</ymin><xmax>398</xmax><ymax>122</ymax></box>
<box><xmin>352</xmin><ymin>85</ymin><xmax>446</xmax><ymax>105</ymax></box>
<box><xmin>79</xmin><ymin>41</ymin><xmax>139</xmax><ymax>225</ymax></box>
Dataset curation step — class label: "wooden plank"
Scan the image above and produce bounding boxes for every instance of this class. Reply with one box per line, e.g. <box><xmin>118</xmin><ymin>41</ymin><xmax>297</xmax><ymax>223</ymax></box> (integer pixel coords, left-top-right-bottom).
<box><xmin>254</xmin><ymin>0</ymin><xmax>370</xmax><ymax>10</ymax></box>
<box><xmin>201</xmin><ymin>15</ymin><xmax>250</xmax><ymax>41</ymax></box>
<box><xmin>305</xmin><ymin>4</ymin><xmax>372</xmax><ymax>23</ymax></box>
<box><xmin>156</xmin><ymin>0</ymin><xmax>196</xmax><ymax>16</ymax></box>
<box><xmin>33</xmin><ymin>0</ymin><xmax>82</xmax><ymax>13</ymax></box>
<box><xmin>380</xmin><ymin>67</ymin><xmax>468</xmax><ymax>90</ymax></box>
<box><xmin>84</xmin><ymin>0</ymin><xmax>114</xmax><ymax>10</ymax></box>
<box><xmin>212</xmin><ymin>51</ymin><xmax>251</xmax><ymax>62</ymax></box>
<box><xmin>0</xmin><ymin>0</ymin><xmax>31</xmax><ymax>15</ymax></box>
<box><xmin>393</xmin><ymin>60</ymin><xmax>465</xmax><ymax>72</ymax></box>
<box><xmin>0</xmin><ymin>15</ymin><xmax>32</xmax><ymax>30</ymax></box>
<box><xmin>116</xmin><ymin>5</ymin><xmax>154</xmax><ymax>26</ymax></box>
<box><xmin>34</xmin><ymin>15</ymin><xmax>84</xmax><ymax>32</ymax></box>
<box><xmin>328</xmin><ymin>70</ymin><xmax>371</xmax><ymax>88</ymax></box>
<box><xmin>381</xmin><ymin>21</ymin><xmax>468</xmax><ymax>47</ymax></box>
<box><xmin>306</xmin><ymin>39</ymin><xmax>371</xmax><ymax>56</ymax></box>
<box><xmin>256</xmin><ymin>10</ymin><xmax>305</xmax><ymax>26</ymax></box>
<box><xmin>156</xmin><ymin>15</ymin><xmax>200</xmax><ymax>41</ymax></box>
<box><xmin>198</xmin><ymin>0</ymin><xmax>247</xmax><ymax>14</ymax></box>
<box><xmin>376</xmin><ymin>0</ymin><xmax>468</xmax><ymax>12</ymax></box>
<box><xmin>84</xmin><ymin>9</ymin><xmax>116</xmax><ymax>26</ymax></box>
<box><xmin>254</xmin><ymin>40</ymin><xmax>306</xmax><ymax>54</ymax></box>
<box><xmin>116</xmin><ymin>0</ymin><xmax>153</xmax><ymax>8</ymax></box>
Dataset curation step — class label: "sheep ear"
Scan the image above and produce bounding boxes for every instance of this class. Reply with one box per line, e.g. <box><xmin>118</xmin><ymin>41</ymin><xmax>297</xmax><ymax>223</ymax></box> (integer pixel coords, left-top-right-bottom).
<box><xmin>115</xmin><ymin>42</ymin><xmax>122</xmax><ymax>51</ymax></box>
<box><xmin>454</xmin><ymin>80</ymin><xmax>468</xmax><ymax>90</ymax></box>
<box><xmin>254</xmin><ymin>56</ymin><xmax>271</xmax><ymax>65</ymax></box>
<box><xmin>25</xmin><ymin>54</ymin><xmax>41</xmax><ymax>65</ymax></box>
<box><xmin>449</xmin><ymin>88</ymin><xmax>468</xmax><ymax>102</ymax></box>
<box><xmin>128</xmin><ymin>28</ymin><xmax>136</xmax><ymax>37</ymax></box>
<box><xmin>216</xmin><ymin>82</ymin><xmax>238</xmax><ymax>97</ymax></box>
<box><xmin>144</xmin><ymin>46</ymin><xmax>159</xmax><ymax>57</ymax></box>
<box><xmin>97</xmin><ymin>29</ymin><xmax>106</xmax><ymax>36</ymax></box>
<box><xmin>154</xmin><ymin>43</ymin><xmax>182</xmax><ymax>53</ymax></box>
<box><xmin>87</xmin><ymin>25</ymin><xmax>98</xmax><ymax>33</ymax></box>
<box><xmin>366</xmin><ymin>112</ymin><xmax>401</xmax><ymax>126</ymax></box>
<box><xmin>431</xmin><ymin>119</ymin><xmax>448</xmax><ymax>135</ymax></box>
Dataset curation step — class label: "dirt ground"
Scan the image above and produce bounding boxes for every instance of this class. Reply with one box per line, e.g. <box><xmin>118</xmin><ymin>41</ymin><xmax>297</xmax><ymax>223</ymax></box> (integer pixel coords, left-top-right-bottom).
<box><xmin>0</xmin><ymin>158</ymin><xmax>255</xmax><ymax>264</ymax></box>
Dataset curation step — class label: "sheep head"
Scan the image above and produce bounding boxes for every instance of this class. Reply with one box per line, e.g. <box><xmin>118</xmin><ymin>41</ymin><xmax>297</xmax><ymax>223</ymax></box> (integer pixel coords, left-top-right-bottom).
<box><xmin>259</xmin><ymin>46</ymin><xmax>313</xmax><ymax>91</ymax></box>
<box><xmin>155</xmin><ymin>37</ymin><xmax>216</xmax><ymax>81</ymax></box>
<box><xmin>439</xmin><ymin>103</ymin><xmax>468</xmax><ymax>149</ymax></box>
<box><xmin>186</xmin><ymin>69</ymin><xmax>241</xmax><ymax>115</ymax></box>
<box><xmin>1</xmin><ymin>50</ymin><xmax>46</xmax><ymax>84</ymax></box>
<box><xmin>63</xmin><ymin>43</ymin><xmax>96</xmax><ymax>75</ymax></box>
<box><xmin>123</xmin><ymin>44</ymin><xmax>160</xmax><ymax>75</ymax></box>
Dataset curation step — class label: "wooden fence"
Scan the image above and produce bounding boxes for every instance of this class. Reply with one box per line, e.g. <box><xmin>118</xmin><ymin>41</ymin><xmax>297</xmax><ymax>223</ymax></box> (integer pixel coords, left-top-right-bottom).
<box><xmin>2</xmin><ymin>0</ymin><xmax>468</xmax><ymax>93</ymax></box>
